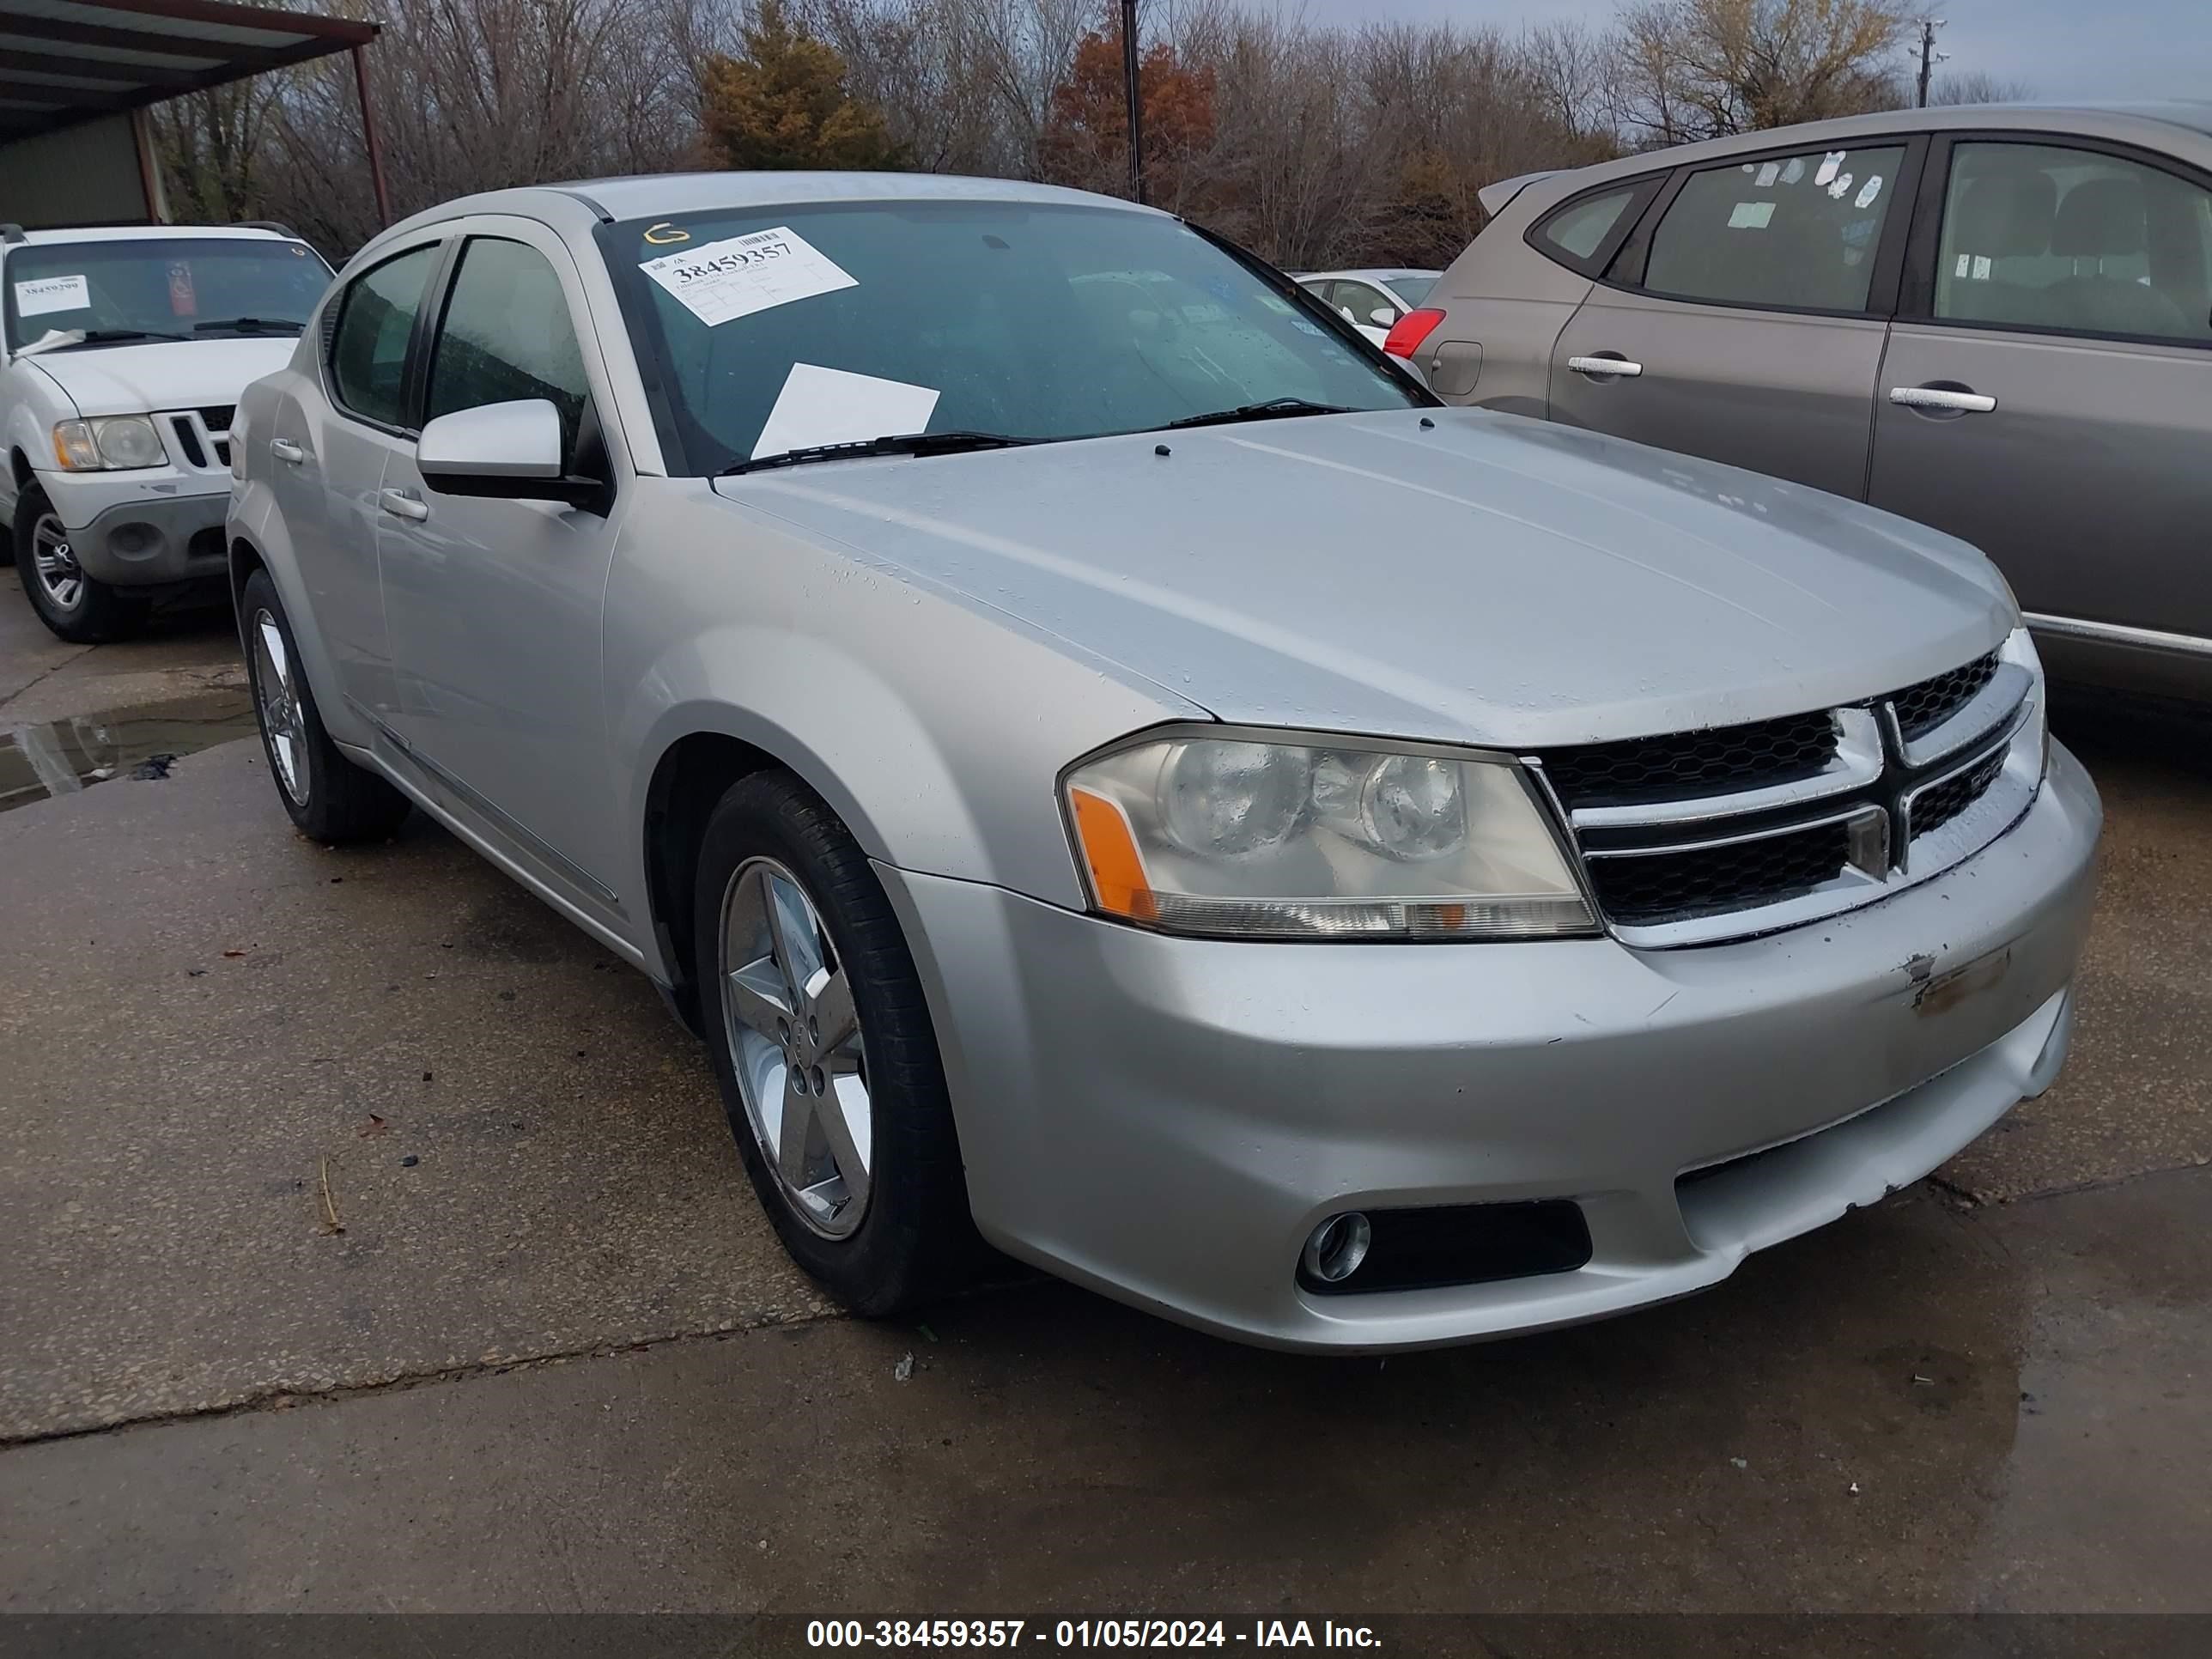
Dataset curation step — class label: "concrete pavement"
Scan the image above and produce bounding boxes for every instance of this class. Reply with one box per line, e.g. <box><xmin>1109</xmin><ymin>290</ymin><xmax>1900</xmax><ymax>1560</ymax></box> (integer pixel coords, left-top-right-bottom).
<box><xmin>3</xmin><ymin>580</ymin><xmax>2209</xmax><ymax>1613</ymax></box>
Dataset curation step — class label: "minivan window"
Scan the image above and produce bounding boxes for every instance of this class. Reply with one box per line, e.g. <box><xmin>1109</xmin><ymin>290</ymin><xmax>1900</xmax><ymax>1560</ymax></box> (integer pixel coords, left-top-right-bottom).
<box><xmin>1936</xmin><ymin>142</ymin><xmax>2212</xmax><ymax>343</ymax></box>
<box><xmin>3</xmin><ymin>235</ymin><xmax>330</xmax><ymax>352</ymax></box>
<box><xmin>1541</xmin><ymin>188</ymin><xmax>1638</xmax><ymax>264</ymax></box>
<box><xmin>427</xmin><ymin>238</ymin><xmax>592</xmax><ymax>452</ymax></box>
<box><xmin>329</xmin><ymin>245</ymin><xmax>441</xmax><ymax>429</ymax></box>
<box><xmin>602</xmin><ymin>202</ymin><xmax>1420</xmax><ymax>475</ymax></box>
<box><xmin>1645</xmin><ymin>144</ymin><xmax>1906</xmax><ymax>313</ymax></box>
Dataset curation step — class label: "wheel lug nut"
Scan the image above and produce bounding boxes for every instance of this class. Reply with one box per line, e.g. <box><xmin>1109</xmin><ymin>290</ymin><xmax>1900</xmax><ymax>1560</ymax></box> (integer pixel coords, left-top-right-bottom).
<box><xmin>810</xmin><ymin>1066</ymin><xmax>827</xmax><ymax>1097</ymax></box>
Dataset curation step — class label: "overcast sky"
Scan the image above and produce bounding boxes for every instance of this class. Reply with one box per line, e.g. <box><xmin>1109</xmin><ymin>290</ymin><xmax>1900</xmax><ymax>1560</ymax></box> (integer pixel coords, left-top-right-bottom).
<box><xmin>1289</xmin><ymin>1</ymin><xmax>2204</xmax><ymax>105</ymax></box>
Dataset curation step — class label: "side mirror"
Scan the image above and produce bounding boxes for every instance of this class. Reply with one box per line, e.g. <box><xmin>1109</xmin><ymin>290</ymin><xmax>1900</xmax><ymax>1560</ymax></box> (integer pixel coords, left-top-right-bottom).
<box><xmin>417</xmin><ymin>398</ymin><xmax>603</xmax><ymax>511</ymax></box>
<box><xmin>1370</xmin><ymin>306</ymin><xmax>1399</xmax><ymax>328</ymax></box>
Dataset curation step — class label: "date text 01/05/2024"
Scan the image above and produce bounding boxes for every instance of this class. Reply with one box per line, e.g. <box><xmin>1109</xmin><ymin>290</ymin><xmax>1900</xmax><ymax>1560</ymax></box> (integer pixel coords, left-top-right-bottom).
<box><xmin>805</xmin><ymin>1620</ymin><xmax>1384</xmax><ymax>1649</ymax></box>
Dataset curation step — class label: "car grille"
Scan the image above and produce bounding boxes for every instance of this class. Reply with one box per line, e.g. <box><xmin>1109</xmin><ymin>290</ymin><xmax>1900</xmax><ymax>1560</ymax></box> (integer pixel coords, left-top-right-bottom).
<box><xmin>1888</xmin><ymin>650</ymin><xmax>1998</xmax><ymax>742</ymax></box>
<box><xmin>1533</xmin><ymin>641</ymin><xmax>2039</xmax><ymax>946</ymax></box>
<box><xmin>1541</xmin><ymin>709</ymin><xmax>1838</xmax><ymax>811</ymax></box>
<box><xmin>164</xmin><ymin>407</ymin><xmax>232</xmax><ymax>473</ymax></box>
<box><xmin>1588</xmin><ymin>819</ymin><xmax>1855</xmax><ymax>927</ymax></box>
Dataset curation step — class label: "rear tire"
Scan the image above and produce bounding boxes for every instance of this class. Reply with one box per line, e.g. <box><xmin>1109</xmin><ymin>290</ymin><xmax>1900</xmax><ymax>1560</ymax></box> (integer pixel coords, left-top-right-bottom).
<box><xmin>691</xmin><ymin>769</ymin><xmax>975</xmax><ymax>1316</ymax></box>
<box><xmin>240</xmin><ymin>567</ymin><xmax>411</xmax><ymax>844</ymax></box>
<box><xmin>15</xmin><ymin>485</ymin><xmax>145</xmax><ymax>643</ymax></box>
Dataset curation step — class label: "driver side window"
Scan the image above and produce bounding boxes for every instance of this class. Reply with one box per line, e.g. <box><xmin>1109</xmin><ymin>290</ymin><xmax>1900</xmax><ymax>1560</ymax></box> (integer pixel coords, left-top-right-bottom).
<box><xmin>425</xmin><ymin>238</ymin><xmax>592</xmax><ymax>453</ymax></box>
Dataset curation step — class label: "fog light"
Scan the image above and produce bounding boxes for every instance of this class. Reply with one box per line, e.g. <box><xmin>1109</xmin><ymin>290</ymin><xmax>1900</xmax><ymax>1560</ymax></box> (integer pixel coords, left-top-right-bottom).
<box><xmin>1301</xmin><ymin>1212</ymin><xmax>1371</xmax><ymax>1285</ymax></box>
<box><xmin>108</xmin><ymin>523</ymin><xmax>156</xmax><ymax>555</ymax></box>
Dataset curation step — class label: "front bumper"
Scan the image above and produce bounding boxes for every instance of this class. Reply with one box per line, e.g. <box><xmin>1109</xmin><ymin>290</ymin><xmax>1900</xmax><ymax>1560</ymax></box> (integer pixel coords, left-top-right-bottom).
<box><xmin>881</xmin><ymin>743</ymin><xmax>2101</xmax><ymax>1351</ymax></box>
<box><xmin>38</xmin><ymin>471</ymin><xmax>230</xmax><ymax>586</ymax></box>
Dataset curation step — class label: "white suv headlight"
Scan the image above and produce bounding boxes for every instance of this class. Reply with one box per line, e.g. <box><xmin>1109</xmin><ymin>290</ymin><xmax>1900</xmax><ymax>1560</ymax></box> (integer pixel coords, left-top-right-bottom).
<box><xmin>1063</xmin><ymin>731</ymin><xmax>1597</xmax><ymax>940</ymax></box>
<box><xmin>52</xmin><ymin>416</ymin><xmax>167</xmax><ymax>471</ymax></box>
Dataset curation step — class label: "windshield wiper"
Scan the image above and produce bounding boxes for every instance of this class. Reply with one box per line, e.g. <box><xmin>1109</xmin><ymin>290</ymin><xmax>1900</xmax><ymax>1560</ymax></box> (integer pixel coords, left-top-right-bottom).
<box><xmin>192</xmin><ymin>316</ymin><xmax>305</xmax><ymax>336</ymax></box>
<box><xmin>37</xmin><ymin>328</ymin><xmax>191</xmax><ymax>351</ymax></box>
<box><xmin>1161</xmin><ymin>397</ymin><xmax>1354</xmax><ymax>431</ymax></box>
<box><xmin>719</xmin><ymin>429</ymin><xmax>1034</xmax><ymax>477</ymax></box>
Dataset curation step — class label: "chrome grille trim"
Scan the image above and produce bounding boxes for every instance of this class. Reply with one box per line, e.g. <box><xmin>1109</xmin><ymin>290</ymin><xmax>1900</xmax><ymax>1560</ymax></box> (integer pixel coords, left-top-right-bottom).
<box><xmin>1532</xmin><ymin>629</ymin><xmax>2044</xmax><ymax>949</ymax></box>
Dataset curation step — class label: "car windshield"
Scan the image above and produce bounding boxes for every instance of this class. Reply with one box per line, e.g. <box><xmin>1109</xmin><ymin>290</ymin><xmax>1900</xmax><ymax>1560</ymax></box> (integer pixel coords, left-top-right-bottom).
<box><xmin>1382</xmin><ymin>276</ymin><xmax>1435</xmax><ymax>307</ymax></box>
<box><xmin>599</xmin><ymin>201</ymin><xmax>1419</xmax><ymax>474</ymax></box>
<box><xmin>3</xmin><ymin>236</ymin><xmax>332</xmax><ymax>353</ymax></box>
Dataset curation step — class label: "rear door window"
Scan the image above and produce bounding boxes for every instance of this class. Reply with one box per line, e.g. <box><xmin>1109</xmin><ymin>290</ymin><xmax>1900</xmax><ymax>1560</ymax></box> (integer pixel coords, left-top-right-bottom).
<box><xmin>1644</xmin><ymin>144</ymin><xmax>1908</xmax><ymax>313</ymax></box>
<box><xmin>328</xmin><ymin>245</ymin><xmax>441</xmax><ymax>428</ymax></box>
<box><xmin>1934</xmin><ymin>141</ymin><xmax>2212</xmax><ymax>343</ymax></box>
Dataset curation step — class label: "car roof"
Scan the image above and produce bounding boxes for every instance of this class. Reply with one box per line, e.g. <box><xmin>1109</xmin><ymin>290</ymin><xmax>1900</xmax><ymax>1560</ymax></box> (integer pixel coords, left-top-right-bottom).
<box><xmin>9</xmin><ymin>224</ymin><xmax>295</xmax><ymax>246</ymax></box>
<box><xmin>1514</xmin><ymin>101</ymin><xmax>2212</xmax><ymax>209</ymax></box>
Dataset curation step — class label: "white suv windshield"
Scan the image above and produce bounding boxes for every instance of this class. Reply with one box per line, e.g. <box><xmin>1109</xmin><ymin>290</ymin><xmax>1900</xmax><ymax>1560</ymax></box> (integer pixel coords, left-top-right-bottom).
<box><xmin>3</xmin><ymin>236</ymin><xmax>332</xmax><ymax>352</ymax></box>
<box><xmin>599</xmin><ymin>201</ymin><xmax>1417</xmax><ymax>474</ymax></box>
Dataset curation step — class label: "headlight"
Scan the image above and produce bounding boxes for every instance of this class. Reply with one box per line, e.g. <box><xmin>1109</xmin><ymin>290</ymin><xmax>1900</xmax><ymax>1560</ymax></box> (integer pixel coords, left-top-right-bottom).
<box><xmin>52</xmin><ymin>416</ymin><xmax>167</xmax><ymax>471</ymax></box>
<box><xmin>1063</xmin><ymin>731</ymin><xmax>1597</xmax><ymax>940</ymax></box>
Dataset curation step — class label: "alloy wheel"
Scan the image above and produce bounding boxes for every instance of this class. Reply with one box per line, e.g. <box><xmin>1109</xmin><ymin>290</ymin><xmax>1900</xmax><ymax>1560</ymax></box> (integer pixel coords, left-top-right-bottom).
<box><xmin>718</xmin><ymin>856</ymin><xmax>872</xmax><ymax>1238</ymax></box>
<box><xmin>31</xmin><ymin>514</ymin><xmax>83</xmax><ymax>612</ymax></box>
<box><xmin>251</xmin><ymin>608</ymin><xmax>310</xmax><ymax>805</ymax></box>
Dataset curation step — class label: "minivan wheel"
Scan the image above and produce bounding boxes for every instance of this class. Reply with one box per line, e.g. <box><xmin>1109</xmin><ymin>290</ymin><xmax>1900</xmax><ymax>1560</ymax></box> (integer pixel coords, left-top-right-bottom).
<box><xmin>14</xmin><ymin>486</ymin><xmax>144</xmax><ymax>643</ymax></box>
<box><xmin>692</xmin><ymin>771</ymin><xmax>974</xmax><ymax>1316</ymax></box>
<box><xmin>239</xmin><ymin>568</ymin><xmax>412</xmax><ymax>844</ymax></box>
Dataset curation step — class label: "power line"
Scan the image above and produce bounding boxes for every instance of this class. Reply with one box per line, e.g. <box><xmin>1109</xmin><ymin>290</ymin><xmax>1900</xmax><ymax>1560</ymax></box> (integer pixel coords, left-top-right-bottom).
<box><xmin>1914</xmin><ymin>15</ymin><xmax>1950</xmax><ymax>108</ymax></box>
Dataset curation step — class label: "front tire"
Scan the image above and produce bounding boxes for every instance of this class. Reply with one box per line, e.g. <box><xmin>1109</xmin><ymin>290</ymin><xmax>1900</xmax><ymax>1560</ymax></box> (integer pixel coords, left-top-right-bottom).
<box><xmin>240</xmin><ymin>567</ymin><xmax>411</xmax><ymax>843</ymax></box>
<box><xmin>691</xmin><ymin>770</ymin><xmax>974</xmax><ymax>1316</ymax></box>
<box><xmin>15</xmin><ymin>485</ymin><xmax>144</xmax><ymax>642</ymax></box>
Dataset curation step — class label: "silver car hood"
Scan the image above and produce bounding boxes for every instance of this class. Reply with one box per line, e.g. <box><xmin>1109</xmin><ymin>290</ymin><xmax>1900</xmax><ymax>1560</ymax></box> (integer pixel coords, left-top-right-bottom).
<box><xmin>714</xmin><ymin>408</ymin><xmax>2016</xmax><ymax>749</ymax></box>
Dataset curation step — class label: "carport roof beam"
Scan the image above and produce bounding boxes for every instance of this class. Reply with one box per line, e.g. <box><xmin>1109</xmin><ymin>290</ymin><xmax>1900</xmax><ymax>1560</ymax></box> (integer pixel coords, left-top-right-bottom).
<box><xmin>0</xmin><ymin>0</ymin><xmax>378</xmax><ymax>143</ymax></box>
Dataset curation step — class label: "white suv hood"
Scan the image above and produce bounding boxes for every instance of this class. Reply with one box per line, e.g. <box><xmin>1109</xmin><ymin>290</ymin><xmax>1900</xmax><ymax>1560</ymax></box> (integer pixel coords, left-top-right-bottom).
<box><xmin>27</xmin><ymin>337</ymin><xmax>296</xmax><ymax>417</ymax></box>
<box><xmin>716</xmin><ymin>407</ymin><xmax>2019</xmax><ymax>750</ymax></box>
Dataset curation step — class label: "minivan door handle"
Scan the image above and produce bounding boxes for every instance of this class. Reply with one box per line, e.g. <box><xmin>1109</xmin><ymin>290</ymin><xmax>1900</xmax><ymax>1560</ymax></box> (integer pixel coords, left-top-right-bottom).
<box><xmin>1889</xmin><ymin>385</ymin><xmax>1996</xmax><ymax>415</ymax></box>
<box><xmin>379</xmin><ymin>488</ymin><xmax>430</xmax><ymax>522</ymax></box>
<box><xmin>269</xmin><ymin>439</ymin><xmax>307</xmax><ymax>465</ymax></box>
<box><xmin>1568</xmin><ymin>354</ymin><xmax>1643</xmax><ymax>380</ymax></box>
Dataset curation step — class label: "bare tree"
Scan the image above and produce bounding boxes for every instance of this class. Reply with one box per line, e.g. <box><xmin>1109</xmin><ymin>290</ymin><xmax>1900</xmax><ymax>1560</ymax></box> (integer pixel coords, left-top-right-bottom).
<box><xmin>1929</xmin><ymin>69</ymin><xmax>2033</xmax><ymax>106</ymax></box>
<box><xmin>1609</xmin><ymin>0</ymin><xmax>1907</xmax><ymax>145</ymax></box>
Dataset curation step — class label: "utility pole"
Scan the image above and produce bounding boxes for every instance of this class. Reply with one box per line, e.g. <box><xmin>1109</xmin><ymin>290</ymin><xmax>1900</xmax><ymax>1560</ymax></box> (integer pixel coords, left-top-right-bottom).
<box><xmin>1121</xmin><ymin>0</ymin><xmax>1145</xmax><ymax>204</ymax></box>
<box><xmin>1914</xmin><ymin>16</ymin><xmax>1948</xmax><ymax>108</ymax></box>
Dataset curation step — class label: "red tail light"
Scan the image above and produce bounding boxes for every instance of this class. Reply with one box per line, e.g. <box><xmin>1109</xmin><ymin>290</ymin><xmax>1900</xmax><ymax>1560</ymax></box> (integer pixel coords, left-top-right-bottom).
<box><xmin>1382</xmin><ymin>307</ymin><xmax>1445</xmax><ymax>359</ymax></box>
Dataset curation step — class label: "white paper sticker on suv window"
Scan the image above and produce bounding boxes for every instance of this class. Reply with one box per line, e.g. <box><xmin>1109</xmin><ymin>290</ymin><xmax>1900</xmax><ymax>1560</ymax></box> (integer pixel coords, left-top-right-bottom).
<box><xmin>639</xmin><ymin>228</ymin><xmax>856</xmax><ymax>327</ymax></box>
<box><xmin>750</xmin><ymin>363</ymin><xmax>940</xmax><ymax>460</ymax></box>
<box><xmin>1814</xmin><ymin>150</ymin><xmax>1846</xmax><ymax>186</ymax></box>
<box><xmin>1855</xmin><ymin>175</ymin><xmax>1884</xmax><ymax>209</ymax></box>
<box><xmin>1727</xmin><ymin>201</ymin><xmax>1776</xmax><ymax>230</ymax></box>
<box><xmin>13</xmin><ymin>274</ymin><xmax>89</xmax><ymax>317</ymax></box>
<box><xmin>1755</xmin><ymin>161</ymin><xmax>1781</xmax><ymax>187</ymax></box>
<box><xmin>1782</xmin><ymin>157</ymin><xmax>1807</xmax><ymax>185</ymax></box>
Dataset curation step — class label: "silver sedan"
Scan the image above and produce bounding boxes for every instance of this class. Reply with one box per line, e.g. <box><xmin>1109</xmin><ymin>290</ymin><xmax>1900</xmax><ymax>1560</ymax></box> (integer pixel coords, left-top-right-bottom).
<box><xmin>228</xmin><ymin>172</ymin><xmax>2099</xmax><ymax>1349</ymax></box>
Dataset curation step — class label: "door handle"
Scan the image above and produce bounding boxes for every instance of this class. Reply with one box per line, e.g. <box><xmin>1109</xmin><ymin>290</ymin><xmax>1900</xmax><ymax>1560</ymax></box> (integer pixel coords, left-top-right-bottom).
<box><xmin>270</xmin><ymin>439</ymin><xmax>307</xmax><ymax>465</ymax></box>
<box><xmin>1568</xmin><ymin>355</ymin><xmax>1643</xmax><ymax>380</ymax></box>
<box><xmin>379</xmin><ymin>488</ymin><xmax>429</xmax><ymax>522</ymax></box>
<box><xmin>1889</xmin><ymin>386</ymin><xmax>1996</xmax><ymax>414</ymax></box>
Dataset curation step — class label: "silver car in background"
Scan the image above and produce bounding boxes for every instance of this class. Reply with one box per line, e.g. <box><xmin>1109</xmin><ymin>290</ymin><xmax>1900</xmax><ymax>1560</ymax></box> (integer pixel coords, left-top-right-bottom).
<box><xmin>1419</xmin><ymin>102</ymin><xmax>2212</xmax><ymax>704</ymax></box>
<box><xmin>1295</xmin><ymin>268</ymin><xmax>1441</xmax><ymax>347</ymax></box>
<box><xmin>228</xmin><ymin>172</ymin><xmax>2098</xmax><ymax>1351</ymax></box>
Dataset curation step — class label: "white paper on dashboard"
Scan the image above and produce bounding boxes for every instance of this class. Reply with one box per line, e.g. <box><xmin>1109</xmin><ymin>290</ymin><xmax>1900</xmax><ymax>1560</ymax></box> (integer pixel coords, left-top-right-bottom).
<box><xmin>639</xmin><ymin>228</ymin><xmax>856</xmax><ymax>327</ymax></box>
<box><xmin>1727</xmin><ymin>201</ymin><xmax>1776</xmax><ymax>229</ymax></box>
<box><xmin>15</xmin><ymin>274</ymin><xmax>88</xmax><ymax>316</ymax></box>
<box><xmin>751</xmin><ymin>364</ymin><xmax>941</xmax><ymax>460</ymax></box>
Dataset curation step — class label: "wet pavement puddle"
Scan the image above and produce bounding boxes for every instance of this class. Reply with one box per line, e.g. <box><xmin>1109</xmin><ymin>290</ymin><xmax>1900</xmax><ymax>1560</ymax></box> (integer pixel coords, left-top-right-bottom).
<box><xmin>1</xmin><ymin>688</ymin><xmax>255</xmax><ymax>813</ymax></box>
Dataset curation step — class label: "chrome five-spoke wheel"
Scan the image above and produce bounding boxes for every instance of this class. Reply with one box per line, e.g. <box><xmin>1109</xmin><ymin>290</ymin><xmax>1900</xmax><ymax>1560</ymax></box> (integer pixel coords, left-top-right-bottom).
<box><xmin>251</xmin><ymin>606</ymin><xmax>309</xmax><ymax>806</ymax></box>
<box><xmin>31</xmin><ymin>514</ymin><xmax>83</xmax><ymax>613</ymax></box>
<box><xmin>719</xmin><ymin>857</ymin><xmax>872</xmax><ymax>1238</ymax></box>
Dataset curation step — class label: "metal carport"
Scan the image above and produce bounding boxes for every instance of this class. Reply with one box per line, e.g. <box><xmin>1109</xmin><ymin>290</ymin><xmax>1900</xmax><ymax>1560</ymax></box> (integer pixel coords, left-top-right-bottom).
<box><xmin>0</xmin><ymin>0</ymin><xmax>386</xmax><ymax>229</ymax></box>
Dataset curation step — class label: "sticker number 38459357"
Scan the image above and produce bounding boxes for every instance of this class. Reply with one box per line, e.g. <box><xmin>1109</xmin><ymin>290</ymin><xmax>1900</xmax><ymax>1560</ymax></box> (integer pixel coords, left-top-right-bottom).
<box><xmin>638</xmin><ymin>227</ymin><xmax>857</xmax><ymax>327</ymax></box>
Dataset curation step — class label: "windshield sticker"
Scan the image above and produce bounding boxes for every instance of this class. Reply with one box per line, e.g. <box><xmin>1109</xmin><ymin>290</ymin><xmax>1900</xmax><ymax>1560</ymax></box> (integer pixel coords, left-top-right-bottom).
<box><xmin>167</xmin><ymin>261</ymin><xmax>198</xmax><ymax>317</ymax></box>
<box><xmin>1782</xmin><ymin>157</ymin><xmax>1807</xmax><ymax>185</ymax></box>
<box><xmin>14</xmin><ymin>274</ymin><xmax>88</xmax><ymax>317</ymax></box>
<box><xmin>1754</xmin><ymin>161</ymin><xmax>1781</xmax><ymax>187</ymax></box>
<box><xmin>1727</xmin><ymin>201</ymin><xmax>1776</xmax><ymax>230</ymax></box>
<box><xmin>641</xmin><ymin>222</ymin><xmax>690</xmax><ymax>246</ymax></box>
<box><xmin>1855</xmin><ymin>175</ymin><xmax>1884</xmax><ymax>210</ymax></box>
<box><xmin>1826</xmin><ymin>172</ymin><xmax>1855</xmax><ymax>202</ymax></box>
<box><xmin>751</xmin><ymin>363</ymin><xmax>940</xmax><ymax>461</ymax></box>
<box><xmin>1814</xmin><ymin>151</ymin><xmax>1846</xmax><ymax>187</ymax></box>
<box><xmin>640</xmin><ymin>228</ymin><xmax>856</xmax><ymax>327</ymax></box>
<box><xmin>1256</xmin><ymin>291</ymin><xmax>1294</xmax><ymax>313</ymax></box>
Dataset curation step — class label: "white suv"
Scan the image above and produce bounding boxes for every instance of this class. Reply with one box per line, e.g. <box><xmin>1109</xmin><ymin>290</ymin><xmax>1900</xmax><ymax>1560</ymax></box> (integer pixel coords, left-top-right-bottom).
<box><xmin>1</xmin><ymin>223</ymin><xmax>332</xmax><ymax>641</ymax></box>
